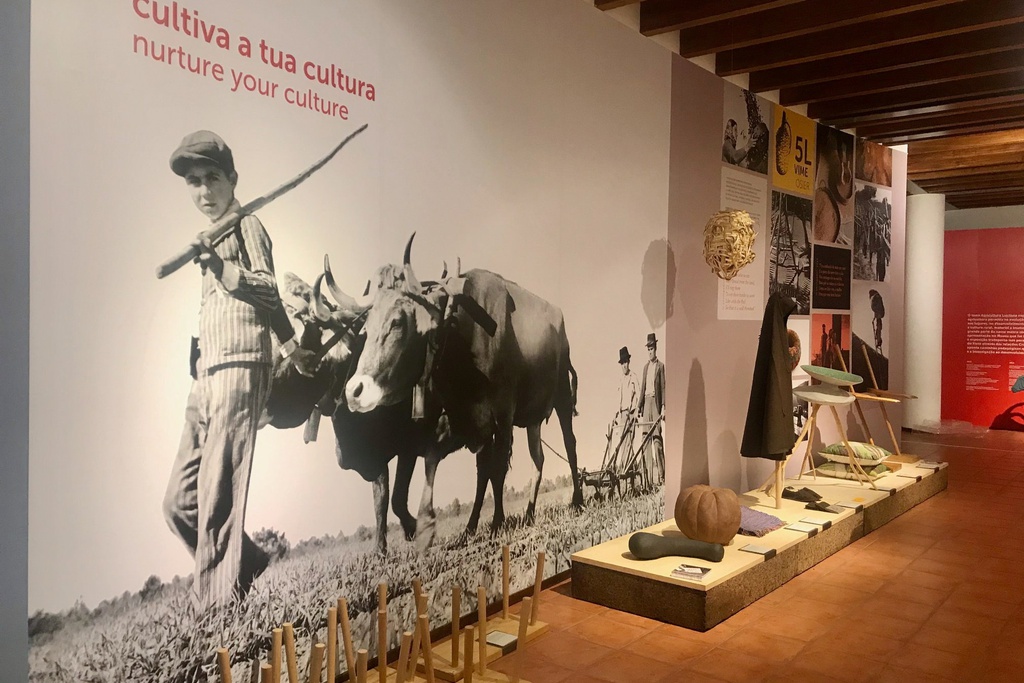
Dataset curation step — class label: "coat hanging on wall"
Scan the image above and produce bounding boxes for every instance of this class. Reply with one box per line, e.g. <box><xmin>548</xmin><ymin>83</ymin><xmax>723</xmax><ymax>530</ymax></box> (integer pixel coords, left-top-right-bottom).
<box><xmin>740</xmin><ymin>293</ymin><xmax>798</xmax><ymax>461</ymax></box>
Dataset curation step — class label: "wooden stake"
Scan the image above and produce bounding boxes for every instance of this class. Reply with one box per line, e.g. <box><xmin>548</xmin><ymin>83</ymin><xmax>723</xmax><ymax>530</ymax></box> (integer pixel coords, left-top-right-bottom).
<box><xmin>339</xmin><ymin>598</ymin><xmax>356</xmax><ymax>678</ymax></box>
<box><xmin>531</xmin><ymin>552</ymin><xmax>545</xmax><ymax>625</ymax></box>
<box><xmin>418</xmin><ymin>613</ymin><xmax>436</xmax><ymax>683</ymax></box>
<box><xmin>462</xmin><ymin>626</ymin><xmax>475</xmax><ymax>683</ymax></box>
<box><xmin>502</xmin><ymin>546</ymin><xmax>510</xmax><ymax>619</ymax></box>
<box><xmin>409</xmin><ymin>612</ymin><xmax>423</xmax><ymax>681</ymax></box>
<box><xmin>283</xmin><ymin>623</ymin><xmax>299</xmax><ymax>683</ymax></box>
<box><xmin>261</xmin><ymin>663</ymin><xmax>273</xmax><ymax>683</ymax></box>
<box><xmin>511</xmin><ymin>597</ymin><xmax>533</xmax><ymax>683</ymax></box>
<box><xmin>476</xmin><ymin>586</ymin><xmax>487</xmax><ymax>675</ymax></box>
<box><xmin>396</xmin><ymin>631</ymin><xmax>413</xmax><ymax>683</ymax></box>
<box><xmin>451</xmin><ymin>585</ymin><xmax>462</xmax><ymax>665</ymax></box>
<box><xmin>326</xmin><ymin>607</ymin><xmax>338</xmax><ymax>683</ymax></box>
<box><xmin>272</xmin><ymin>628</ymin><xmax>283</xmax><ymax>683</ymax></box>
<box><xmin>217</xmin><ymin>647</ymin><xmax>232</xmax><ymax>683</ymax></box>
<box><xmin>308</xmin><ymin>643</ymin><xmax>325</xmax><ymax>683</ymax></box>
<box><xmin>356</xmin><ymin>649</ymin><xmax>368</xmax><ymax>683</ymax></box>
<box><xmin>377</xmin><ymin>608</ymin><xmax>388</xmax><ymax>680</ymax></box>
<box><xmin>413</xmin><ymin>577</ymin><xmax>423</xmax><ymax>606</ymax></box>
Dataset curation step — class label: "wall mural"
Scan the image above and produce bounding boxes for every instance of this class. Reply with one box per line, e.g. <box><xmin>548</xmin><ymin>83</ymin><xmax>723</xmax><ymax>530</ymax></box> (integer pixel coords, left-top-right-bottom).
<box><xmin>28</xmin><ymin>1</ymin><xmax>672</xmax><ymax>680</ymax></box>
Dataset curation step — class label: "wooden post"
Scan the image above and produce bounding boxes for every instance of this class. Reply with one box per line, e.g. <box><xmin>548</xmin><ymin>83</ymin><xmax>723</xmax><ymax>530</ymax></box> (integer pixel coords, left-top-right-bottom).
<box><xmin>531</xmin><ymin>552</ymin><xmax>545</xmax><ymax>625</ymax></box>
<box><xmin>217</xmin><ymin>648</ymin><xmax>232</xmax><ymax>683</ymax></box>
<box><xmin>396</xmin><ymin>631</ymin><xmax>412</xmax><ymax>683</ymax></box>
<box><xmin>326</xmin><ymin>607</ymin><xmax>338</xmax><ymax>683</ymax></box>
<box><xmin>462</xmin><ymin>626</ymin><xmax>475</xmax><ymax>683</ymax></box>
<box><xmin>283</xmin><ymin>623</ymin><xmax>299</xmax><ymax>683</ymax></box>
<box><xmin>476</xmin><ymin>586</ymin><xmax>487</xmax><ymax>675</ymax></box>
<box><xmin>418</xmin><ymin>613</ymin><xmax>436</xmax><ymax>683</ymax></box>
<box><xmin>511</xmin><ymin>597</ymin><xmax>533</xmax><ymax>683</ymax></box>
<box><xmin>356</xmin><ymin>649</ymin><xmax>368</xmax><ymax>683</ymax></box>
<box><xmin>774</xmin><ymin>461</ymin><xmax>784</xmax><ymax>509</ymax></box>
<box><xmin>378</xmin><ymin>581</ymin><xmax>389</xmax><ymax>683</ymax></box>
<box><xmin>261</xmin><ymin>663</ymin><xmax>273</xmax><ymax>683</ymax></box>
<box><xmin>409</xmin><ymin>615</ymin><xmax>423</xmax><ymax>681</ymax></box>
<box><xmin>308</xmin><ymin>643</ymin><xmax>325</xmax><ymax>683</ymax></box>
<box><xmin>413</xmin><ymin>577</ymin><xmax>423</xmax><ymax>606</ymax></box>
<box><xmin>502</xmin><ymin>545</ymin><xmax>510</xmax><ymax>619</ymax></box>
<box><xmin>272</xmin><ymin>628</ymin><xmax>283</xmax><ymax>683</ymax></box>
<box><xmin>339</xmin><ymin>598</ymin><xmax>356</xmax><ymax>678</ymax></box>
<box><xmin>451</xmin><ymin>585</ymin><xmax>461</xmax><ymax>665</ymax></box>
<box><xmin>830</xmin><ymin>404</ymin><xmax>878</xmax><ymax>489</ymax></box>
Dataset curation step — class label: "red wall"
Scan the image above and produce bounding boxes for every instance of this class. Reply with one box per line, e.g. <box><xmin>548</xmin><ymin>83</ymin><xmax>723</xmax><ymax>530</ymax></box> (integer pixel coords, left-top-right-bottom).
<box><xmin>943</xmin><ymin>227</ymin><xmax>1024</xmax><ymax>430</ymax></box>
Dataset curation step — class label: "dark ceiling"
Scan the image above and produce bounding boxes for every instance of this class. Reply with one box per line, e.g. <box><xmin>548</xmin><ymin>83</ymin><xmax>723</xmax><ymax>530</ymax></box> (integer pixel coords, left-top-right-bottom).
<box><xmin>594</xmin><ymin>0</ymin><xmax>1024</xmax><ymax>209</ymax></box>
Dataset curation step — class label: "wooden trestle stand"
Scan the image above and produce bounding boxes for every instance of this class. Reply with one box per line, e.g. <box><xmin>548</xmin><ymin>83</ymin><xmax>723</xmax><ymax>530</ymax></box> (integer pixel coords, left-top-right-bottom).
<box><xmin>216</xmin><ymin>547</ymin><xmax>546</xmax><ymax>683</ymax></box>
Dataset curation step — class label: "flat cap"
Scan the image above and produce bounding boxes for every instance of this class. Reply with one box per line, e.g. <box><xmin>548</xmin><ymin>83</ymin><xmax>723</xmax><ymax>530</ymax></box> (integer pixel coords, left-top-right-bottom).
<box><xmin>169</xmin><ymin>130</ymin><xmax>234</xmax><ymax>177</ymax></box>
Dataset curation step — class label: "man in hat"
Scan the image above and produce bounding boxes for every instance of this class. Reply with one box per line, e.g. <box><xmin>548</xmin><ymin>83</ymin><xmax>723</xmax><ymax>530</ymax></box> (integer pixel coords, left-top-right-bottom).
<box><xmin>608</xmin><ymin>346</ymin><xmax>640</xmax><ymax>473</ymax></box>
<box><xmin>637</xmin><ymin>333</ymin><xmax>665</xmax><ymax>489</ymax></box>
<box><xmin>161</xmin><ymin>130</ymin><xmax>312</xmax><ymax>609</ymax></box>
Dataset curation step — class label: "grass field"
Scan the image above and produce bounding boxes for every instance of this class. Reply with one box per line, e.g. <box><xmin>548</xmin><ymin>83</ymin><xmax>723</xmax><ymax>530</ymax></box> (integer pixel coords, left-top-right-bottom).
<box><xmin>28</xmin><ymin>483</ymin><xmax>664</xmax><ymax>683</ymax></box>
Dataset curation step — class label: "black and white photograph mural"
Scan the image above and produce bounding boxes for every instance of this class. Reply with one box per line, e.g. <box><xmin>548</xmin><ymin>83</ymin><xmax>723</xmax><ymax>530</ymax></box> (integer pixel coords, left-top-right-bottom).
<box><xmin>27</xmin><ymin>1</ymin><xmax>672</xmax><ymax>680</ymax></box>
<box><xmin>851</xmin><ymin>280</ymin><xmax>890</xmax><ymax>390</ymax></box>
<box><xmin>768</xmin><ymin>190</ymin><xmax>812</xmax><ymax>315</ymax></box>
<box><xmin>853</xmin><ymin>183</ymin><xmax>893</xmax><ymax>282</ymax></box>
<box><xmin>721</xmin><ymin>83</ymin><xmax>771</xmax><ymax>175</ymax></box>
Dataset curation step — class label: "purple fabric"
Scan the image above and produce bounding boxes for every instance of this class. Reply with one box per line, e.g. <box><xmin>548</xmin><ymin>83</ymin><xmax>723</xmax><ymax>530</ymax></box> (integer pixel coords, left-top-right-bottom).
<box><xmin>739</xmin><ymin>506</ymin><xmax>785</xmax><ymax>537</ymax></box>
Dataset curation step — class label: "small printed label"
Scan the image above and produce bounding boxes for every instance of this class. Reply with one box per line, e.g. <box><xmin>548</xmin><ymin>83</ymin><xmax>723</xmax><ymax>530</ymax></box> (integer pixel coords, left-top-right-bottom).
<box><xmin>786</xmin><ymin>522</ymin><xmax>819</xmax><ymax>536</ymax></box>
<box><xmin>740</xmin><ymin>544</ymin><xmax>777</xmax><ymax>559</ymax></box>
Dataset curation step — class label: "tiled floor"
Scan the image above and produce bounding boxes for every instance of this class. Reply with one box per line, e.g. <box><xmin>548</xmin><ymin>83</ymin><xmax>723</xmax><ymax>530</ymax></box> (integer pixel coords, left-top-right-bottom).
<box><xmin>489</xmin><ymin>430</ymin><xmax>1024</xmax><ymax>683</ymax></box>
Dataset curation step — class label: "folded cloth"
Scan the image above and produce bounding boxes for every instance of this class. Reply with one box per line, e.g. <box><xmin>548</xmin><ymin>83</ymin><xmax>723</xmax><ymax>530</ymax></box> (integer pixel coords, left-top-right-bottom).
<box><xmin>739</xmin><ymin>507</ymin><xmax>785</xmax><ymax>537</ymax></box>
<box><xmin>782</xmin><ymin>486</ymin><xmax>822</xmax><ymax>503</ymax></box>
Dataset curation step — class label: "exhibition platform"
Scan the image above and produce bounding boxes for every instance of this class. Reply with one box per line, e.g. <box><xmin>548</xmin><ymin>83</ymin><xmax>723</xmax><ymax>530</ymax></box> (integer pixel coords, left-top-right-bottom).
<box><xmin>571</xmin><ymin>462</ymin><xmax>948</xmax><ymax>631</ymax></box>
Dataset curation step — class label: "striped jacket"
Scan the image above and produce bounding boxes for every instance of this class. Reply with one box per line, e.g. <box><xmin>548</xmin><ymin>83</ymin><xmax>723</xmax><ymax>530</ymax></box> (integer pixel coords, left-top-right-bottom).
<box><xmin>197</xmin><ymin>201</ymin><xmax>279</xmax><ymax>374</ymax></box>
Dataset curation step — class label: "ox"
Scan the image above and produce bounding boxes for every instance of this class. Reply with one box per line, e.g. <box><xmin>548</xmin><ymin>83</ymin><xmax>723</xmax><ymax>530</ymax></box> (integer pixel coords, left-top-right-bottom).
<box><xmin>344</xmin><ymin>235</ymin><xmax>584</xmax><ymax>536</ymax></box>
<box><xmin>263</xmin><ymin>265</ymin><xmax>457</xmax><ymax>553</ymax></box>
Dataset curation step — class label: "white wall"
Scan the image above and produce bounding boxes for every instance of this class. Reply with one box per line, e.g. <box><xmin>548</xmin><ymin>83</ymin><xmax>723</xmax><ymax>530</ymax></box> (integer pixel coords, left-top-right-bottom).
<box><xmin>946</xmin><ymin>205</ymin><xmax>1024</xmax><ymax>231</ymax></box>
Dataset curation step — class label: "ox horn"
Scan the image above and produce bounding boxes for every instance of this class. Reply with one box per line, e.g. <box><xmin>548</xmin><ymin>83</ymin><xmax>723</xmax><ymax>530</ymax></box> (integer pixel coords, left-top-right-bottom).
<box><xmin>311</xmin><ymin>272</ymin><xmax>334</xmax><ymax>324</ymax></box>
<box><xmin>403</xmin><ymin>232</ymin><xmax>416</xmax><ymax>266</ymax></box>
<box><xmin>323</xmin><ymin>254</ymin><xmax>370</xmax><ymax>316</ymax></box>
<box><xmin>401</xmin><ymin>232</ymin><xmax>422</xmax><ymax>294</ymax></box>
<box><xmin>441</xmin><ymin>260</ymin><xmax>448</xmax><ymax>279</ymax></box>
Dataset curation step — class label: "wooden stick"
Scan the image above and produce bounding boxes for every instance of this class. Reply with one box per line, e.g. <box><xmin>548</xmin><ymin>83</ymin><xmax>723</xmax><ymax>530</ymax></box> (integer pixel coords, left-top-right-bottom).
<box><xmin>476</xmin><ymin>586</ymin><xmax>487</xmax><ymax>675</ymax></box>
<box><xmin>418</xmin><ymin>613</ymin><xmax>436</xmax><ymax>683</ymax></box>
<box><xmin>462</xmin><ymin>625</ymin><xmax>475</xmax><ymax>683</ymax></box>
<box><xmin>217</xmin><ymin>648</ymin><xmax>232</xmax><ymax>683</ymax></box>
<box><xmin>861</xmin><ymin>342</ymin><xmax>881</xmax><ymax>390</ymax></box>
<box><xmin>830</xmin><ymin>405</ymin><xmax>878</xmax><ymax>490</ymax></box>
<box><xmin>396</xmin><ymin>631</ymin><xmax>413</xmax><ymax>683</ymax></box>
<box><xmin>308</xmin><ymin>643</ymin><xmax>325</xmax><ymax>683</ymax></box>
<box><xmin>326</xmin><ymin>607</ymin><xmax>338</xmax><ymax>683</ymax></box>
<box><xmin>774</xmin><ymin>461</ymin><xmax>784</xmax><ymax>509</ymax></box>
<box><xmin>379</xmin><ymin>582</ymin><xmax>388</xmax><ymax>612</ymax></box>
<box><xmin>356</xmin><ymin>649</ymin><xmax>368</xmax><ymax>683</ymax></box>
<box><xmin>377</xmin><ymin>609</ymin><xmax>388</xmax><ymax>680</ymax></box>
<box><xmin>409</xmin><ymin>611</ymin><xmax>423</xmax><ymax>681</ymax></box>
<box><xmin>413</xmin><ymin>577</ymin><xmax>423</xmax><ymax>606</ymax></box>
<box><xmin>451</xmin><ymin>585</ymin><xmax>462</xmax><ymax>665</ymax></box>
<box><xmin>531</xmin><ymin>552</ymin><xmax>545</xmax><ymax>625</ymax></box>
<box><xmin>272</xmin><ymin>628</ymin><xmax>283</xmax><ymax>683</ymax></box>
<box><xmin>502</xmin><ymin>546</ymin><xmax>510</xmax><ymax>619</ymax></box>
<box><xmin>283</xmin><ymin>623</ymin><xmax>299</xmax><ymax>683</ymax></box>
<box><xmin>339</xmin><ymin>598</ymin><xmax>356</xmax><ymax>678</ymax></box>
<box><xmin>261</xmin><ymin>663</ymin><xmax>274</xmax><ymax>683</ymax></box>
<box><xmin>512</xmin><ymin>597</ymin><xmax>533</xmax><ymax>683</ymax></box>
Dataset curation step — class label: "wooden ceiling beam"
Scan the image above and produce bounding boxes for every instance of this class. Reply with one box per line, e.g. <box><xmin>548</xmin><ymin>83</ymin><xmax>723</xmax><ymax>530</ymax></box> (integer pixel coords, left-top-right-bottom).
<box><xmin>910</xmin><ymin>129</ymin><xmax>1024</xmax><ymax>154</ymax></box>
<box><xmin>949</xmin><ymin>198</ymin><xmax>1024</xmax><ymax>208</ymax></box>
<box><xmin>678</xmin><ymin>0</ymin><xmax>960</xmax><ymax>58</ymax></box>
<box><xmin>855</xmin><ymin>104</ymin><xmax>1024</xmax><ymax>137</ymax></box>
<box><xmin>781</xmin><ymin>49</ymin><xmax>1024</xmax><ymax>106</ymax></box>
<box><xmin>871</xmin><ymin>121</ymin><xmax>1024</xmax><ymax>144</ymax></box>
<box><xmin>638</xmin><ymin>0</ymin><xmax>803</xmax><ymax>35</ymax></box>
<box><xmin>749</xmin><ymin>24</ymin><xmax>1024</xmax><ymax>92</ymax></box>
<box><xmin>595</xmin><ymin>0</ymin><xmax>642</xmax><ymax>9</ymax></box>
<box><xmin>914</xmin><ymin>172</ymin><xmax>1024</xmax><ymax>191</ymax></box>
<box><xmin>717</xmin><ymin>0</ymin><xmax>1024</xmax><ymax>76</ymax></box>
<box><xmin>908</xmin><ymin>161</ymin><xmax>1024</xmax><ymax>181</ymax></box>
<box><xmin>825</xmin><ymin>94</ymin><xmax>1024</xmax><ymax>129</ymax></box>
<box><xmin>809</xmin><ymin>74</ymin><xmax>1024</xmax><ymax>122</ymax></box>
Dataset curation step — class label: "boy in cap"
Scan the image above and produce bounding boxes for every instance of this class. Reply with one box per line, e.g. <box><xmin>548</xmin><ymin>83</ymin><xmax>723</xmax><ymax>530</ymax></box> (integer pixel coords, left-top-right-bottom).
<box><xmin>161</xmin><ymin>130</ymin><xmax>310</xmax><ymax>609</ymax></box>
<box><xmin>637</xmin><ymin>333</ymin><xmax>665</xmax><ymax>489</ymax></box>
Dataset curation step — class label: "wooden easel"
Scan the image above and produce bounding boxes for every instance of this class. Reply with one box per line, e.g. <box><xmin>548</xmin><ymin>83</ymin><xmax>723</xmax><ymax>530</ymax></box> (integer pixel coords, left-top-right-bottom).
<box><xmin>859</xmin><ymin>343</ymin><xmax>919</xmax><ymax>461</ymax></box>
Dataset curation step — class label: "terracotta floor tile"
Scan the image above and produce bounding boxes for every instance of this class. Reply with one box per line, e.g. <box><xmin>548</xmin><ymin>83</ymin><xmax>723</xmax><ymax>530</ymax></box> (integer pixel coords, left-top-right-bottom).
<box><xmin>844</xmin><ymin>613</ymin><xmax>922</xmax><ymax>640</ymax></box>
<box><xmin>926</xmin><ymin>605</ymin><xmax>1009</xmax><ymax>637</ymax></box>
<box><xmin>527</xmin><ymin>630</ymin><xmax>615</xmax><ymax>669</ymax></box>
<box><xmin>565</xmin><ymin>614</ymin><xmax>653</xmax><ymax>650</ymax></box>
<box><xmin>621</xmin><ymin>629</ymin><xmax>714</xmax><ymax>667</ymax></box>
<box><xmin>782</xmin><ymin>595</ymin><xmax>855</xmax><ymax>622</ymax></box>
<box><xmin>579</xmin><ymin>649</ymin><xmax>678</xmax><ymax>683</ymax></box>
<box><xmin>685</xmin><ymin>647</ymin><xmax>775</xmax><ymax>683</ymax></box>
<box><xmin>652</xmin><ymin>670</ymin><xmax>730</xmax><ymax>683</ymax></box>
<box><xmin>654</xmin><ymin>620</ymin><xmax>744</xmax><ymax>646</ymax></box>
<box><xmin>597</xmin><ymin>607</ymin><xmax>663</xmax><ymax>631</ymax></box>
<box><xmin>537</xmin><ymin>601</ymin><xmax>600</xmax><ymax>629</ymax></box>
<box><xmin>877</xmin><ymin>580</ymin><xmax>952</xmax><ymax>607</ymax></box>
<box><xmin>849</xmin><ymin>594</ymin><xmax>937</xmax><ymax>624</ymax></box>
<box><xmin>814</xmin><ymin>568</ymin><xmax>886</xmax><ymax>594</ymax></box>
<box><xmin>760</xmin><ymin>664</ymin><xmax>847</xmax><ymax>683</ymax></box>
<box><xmin>800</xmin><ymin>629</ymin><xmax>905</xmax><ymax>662</ymax></box>
<box><xmin>797</xmin><ymin>582</ymin><xmax>873</xmax><ymax>607</ymax></box>
<box><xmin>747</xmin><ymin>611</ymin><xmax>832</xmax><ymax>642</ymax></box>
<box><xmin>895</xmin><ymin>568</ymin><xmax>961</xmax><ymax>593</ymax></box>
<box><xmin>909</xmin><ymin>623</ymin><xmax>986</xmax><ymax>656</ymax></box>
<box><xmin>887</xmin><ymin>642</ymin><xmax>969</xmax><ymax>681</ymax></box>
<box><xmin>718</xmin><ymin>627</ymin><xmax>805</xmax><ymax>663</ymax></box>
<box><xmin>488</xmin><ymin>651</ymin><xmax>574</xmax><ymax>683</ymax></box>
<box><xmin>789</xmin><ymin>646</ymin><xmax>887</xmax><ymax>683</ymax></box>
<box><xmin>940</xmin><ymin>592</ymin><xmax>1020</xmax><ymax>620</ymax></box>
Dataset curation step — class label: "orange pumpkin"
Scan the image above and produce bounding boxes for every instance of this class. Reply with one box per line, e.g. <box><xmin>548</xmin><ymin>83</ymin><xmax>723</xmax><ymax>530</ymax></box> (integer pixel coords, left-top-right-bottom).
<box><xmin>674</xmin><ymin>485</ymin><xmax>741</xmax><ymax>545</ymax></box>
